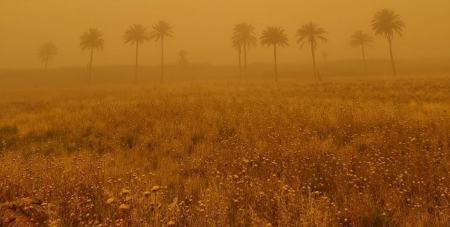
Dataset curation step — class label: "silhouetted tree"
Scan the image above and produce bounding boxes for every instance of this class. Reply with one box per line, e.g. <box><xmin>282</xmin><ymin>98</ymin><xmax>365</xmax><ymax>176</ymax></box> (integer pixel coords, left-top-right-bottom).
<box><xmin>260</xmin><ymin>27</ymin><xmax>288</xmax><ymax>82</ymax></box>
<box><xmin>351</xmin><ymin>30</ymin><xmax>373</xmax><ymax>73</ymax></box>
<box><xmin>177</xmin><ymin>50</ymin><xmax>189</xmax><ymax>66</ymax></box>
<box><xmin>80</xmin><ymin>28</ymin><xmax>104</xmax><ymax>83</ymax></box>
<box><xmin>232</xmin><ymin>38</ymin><xmax>243</xmax><ymax>76</ymax></box>
<box><xmin>150</xmin><ymin>21</ymin><xmax>174</xmax><ymax>82</ymax></box>
<box><xmin>232</xmin><ymin>23</ymin><xmax>257</xmax><ymax>74</ymax></box>
<box><xmin>38</xmin><ymin>42</ymin><xmax>57</xmax><ymax>70</ymax></box>
<box><xmin>322</xmin><ymin>51</ymin><xmax>329</xmax><ymax>63</ymax></box>
<box><xmin>372</xmin><ymin>9</ymin><xmax>405</xmax><ymax>76</ymax></box>
<box><xmin>296</xmin><ymin>22</ymin><xmax>328</xmax><ymax>80</ymax></box>
<box><xmin>125</xmin><ymin>24</ymin><xmax>150</xmax><ymax>83</ymax></box>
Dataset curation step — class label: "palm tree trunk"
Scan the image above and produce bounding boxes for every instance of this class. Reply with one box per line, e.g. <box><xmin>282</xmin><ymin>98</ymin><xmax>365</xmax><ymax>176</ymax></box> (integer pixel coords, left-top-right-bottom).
<box><xmin>89</xmin><ymin>48</ymin><xmax>94</xmax><ymax>84</ymax></box>
<box><xmin>388</xmin><ymin>38</ymin><xmax>397</xmax><ymax>76</ymax></box>
<box><xmin>273</xmin><ymin>44</ymin><xmax>278</xmax><ymax>82</ymax></box>
<box><xmin>243</xmin><ymin>44</ymin><xmax>247</xmax><ymax>74</ymax></box>
<box><xmin>310</xmin><ymin>42</ymin><xmax>318</xmax><ymax>80</ymax></box>
<box><xmin>238</xmin><ymin>46</ymin><xmax>242</xmax><ymax>77</ymax></box>
<box><xmin>135</xmin><ymin>42</ymin><xmax>139</xmax><ymax>83</ymax></box>
<box><xmin>160</xmin><ymin>37</ymin><xmax>165</xmax><ymax>83</ymax></box>
<box><xmin>361</xmin><ymin>43</ymin><xmax>367</xmax><ymax>73</ymax></box>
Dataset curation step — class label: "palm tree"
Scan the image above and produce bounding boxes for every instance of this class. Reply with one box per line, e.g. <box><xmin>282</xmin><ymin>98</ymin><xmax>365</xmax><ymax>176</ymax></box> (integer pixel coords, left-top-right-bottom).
<box><xmin>260</xmin><ymin>27</ymin><xmax>288</xmax><ymax>82</ymax></box>
<box><xmin>322</xmin><ymin>51</ymin><xmax>329</xmax><ymax>64</ymax></box>
<box><xmin>80</xmin><ymin>28</ymin><xmax>104</xmax><ymax>83</ymax></box>
<box><xmin>232</xmin><ymin>23</ymin><xmax>257</xmax><ymax>74</ymax></box>
<box><xmin>124</xmin><ymin>24</ymin><xmax>150</xmax><ymax>83</ymax></box>
<box><xmin>351</xmin><ymin>30</ymin><xmax>373</xmax><ymax>73</ymax></box>
<box><xmin>177</xmin><ymin>50</ymin><xmax>189</xmax><ymax>66</ymax></box>
<box><xmin>372</xmin><ymin>9</ymin><xmax>405</xmax><ymax>76</ymax></box>
<box><xmin>232</xmin><ymin>38</ymin><xmax>243</xmax><ymax>76</ymax></box>
<box><xmin>38</xmin><ymin>42</ymin><xmax>57</xmax><ymax>70</ymax></box>
<box><xmin>296</xmin><ymin>22</ymin><xmax>328</xmax><ymax>80</ymax></box>
<box><xmin>150</xmin><ymin>21</ymin><xmax>174</xmax><ymax>82</ymax></box>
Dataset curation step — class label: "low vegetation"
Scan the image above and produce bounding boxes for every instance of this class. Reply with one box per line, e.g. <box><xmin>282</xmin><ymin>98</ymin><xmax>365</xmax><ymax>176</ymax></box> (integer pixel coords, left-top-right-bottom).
<box><xmin>0</xmin><ymin>77</ymin><xmax>449</xmax><ymax>226</ymax></box>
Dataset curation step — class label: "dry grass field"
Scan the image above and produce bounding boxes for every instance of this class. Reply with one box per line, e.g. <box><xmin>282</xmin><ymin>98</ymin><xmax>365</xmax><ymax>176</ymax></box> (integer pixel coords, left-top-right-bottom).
<box><xmin>0</xmin><ymin>76</ymin><xmax>449</xmax><ymax>226</ymax></box>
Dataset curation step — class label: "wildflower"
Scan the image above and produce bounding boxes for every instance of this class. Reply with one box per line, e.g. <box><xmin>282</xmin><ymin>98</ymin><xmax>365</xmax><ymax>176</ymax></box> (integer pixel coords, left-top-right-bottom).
<box><xmin>151</xmin><ymin>186</ymin><xmax>161</xmax><ymax>193</ymax></box>
<box><xmin>119</xmin><ymin>204</ymin><xmax>130</xmax><ymax>210</ymax></box>
<box><xmin>106</xmin><ymin>198</ymin><xmax>115</xmax><ymax>204</ymax></box>
<box><xmin>121</xmin><ymin>189</ymin><xmax>131</xmax><ymax>195</ymax></box>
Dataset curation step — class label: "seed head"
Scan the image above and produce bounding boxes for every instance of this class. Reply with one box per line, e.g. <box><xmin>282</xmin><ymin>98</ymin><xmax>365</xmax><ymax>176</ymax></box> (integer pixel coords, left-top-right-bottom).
<box><xmin>106</xmin><ymin>197</ymin><xmax>115</xmax><ymax>204</ymax></box>
<box><xmin>119</xmin><ymin>204</ymin><xmax>130</xmax><ymax>210</ymax></box>
<box><xmin>151</xmin><ymin>186</ymin><xmax>161</xmax><ymax>193</ymax></box>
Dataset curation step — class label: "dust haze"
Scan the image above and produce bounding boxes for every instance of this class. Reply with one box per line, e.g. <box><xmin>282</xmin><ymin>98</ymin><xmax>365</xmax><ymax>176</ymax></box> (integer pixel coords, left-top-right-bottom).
<box><xmin>1</xmin><ymin>1</ymin><xmax>450</xmax><ymax>226</ymax></box>
<box><xmin>1</xmin><ymin>0</ymin><xmax>449</xmax><ymax>68</ymax></box>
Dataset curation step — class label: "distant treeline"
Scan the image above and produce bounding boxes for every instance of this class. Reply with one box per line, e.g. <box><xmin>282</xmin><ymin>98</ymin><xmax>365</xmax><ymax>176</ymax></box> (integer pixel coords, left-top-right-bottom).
<box><xmin>29</xmin><ymin>9</ymin><xmax>416</xmax><ymax>83</ymax></box>
<box><xmin>1</xmin><ymin>59</ymin><xmax>449</xmax><ymax>89</ymax></box>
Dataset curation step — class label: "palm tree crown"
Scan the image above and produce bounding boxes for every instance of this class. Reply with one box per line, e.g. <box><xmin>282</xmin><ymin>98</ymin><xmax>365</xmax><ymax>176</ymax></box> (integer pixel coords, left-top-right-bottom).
<box><xmin>261</xmin><ymin>27</ymin><xmax>288</xmax><ymax>81</ymax></box>
<box><xmin>261</xmin><ymin>27</ymin><xmax>288</xmax><ymax>47</ymax></box>
<box><xmin>232</xmin><ymin>23</ymin><xmax>257</xmax><ymax>75</ymax></box>
<box><xmin>351</xmin><ymin>30</ymin><xmax>373</xmax><ymax>73</ymax></box>
<box><xmin>150</xmin><ymin>21</ymin><xmax>174</xmax><ymax>41</ymax></box>
<box><xmin>151</xmin><ymin>21</ymin><xmax>174</xmax><ymax>82</ymax></box>
<box><xmin>232</xmin><ymin>23</ymin><xmax>257</xmax><ymax>50</ymax></box>
<box><xmin>38</xmin><ymin>42</ymin><xmax>57</xmax><ymax>68</ymax></box>
<box><xmin>80</xmin><ymin>28</ymin><xmax>104</xmax><ymax>51</ymax></box>
<box><xmin>351</xmin><ymin>30</ymin><xmax>373</xmax><ymax>47</ymax></box>
<box><xmin>124</xmin><ymin>24</ymin><xmax>149</xmax><ymax>83</ymax></box>
<box><xmin>296</xmin><ymin>22</ymin><xmax>328</xmax><ymax>48</ymax></box>
<box><xmin>372</xmin><ymin>9</ymin><xmax>405</xmax><ymax>40</ymax></box>
<box><xmin>296</xmin><ymin>22</ymin><xmax>327</xmax><ymax>80</ymax></box>
<box><xmin>80</xmin><ymin>28</ymin><xmax>104</xmax><ymax>83</ymax></box>
<box><xmin>372</xmin><ymin>9</ymin><xmax>405</xmax><ymax>76</ymax></box>
<box><xmin>124</xmin><ymin>24</ymin><xmax>149</xmax><ymax>45</ymax></box>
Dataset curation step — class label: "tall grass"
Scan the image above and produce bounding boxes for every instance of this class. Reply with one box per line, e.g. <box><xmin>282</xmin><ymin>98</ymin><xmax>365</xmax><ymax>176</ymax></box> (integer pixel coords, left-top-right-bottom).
<box><xmin>0</xmin><ymin>78</ymin><xmax>449</xmax><ymax>226</ymax></box>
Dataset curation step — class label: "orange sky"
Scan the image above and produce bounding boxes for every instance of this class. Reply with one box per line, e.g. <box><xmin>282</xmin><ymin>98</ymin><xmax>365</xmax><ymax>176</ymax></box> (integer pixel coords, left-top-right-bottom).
<box><xmin>0</xmin><ymin>0</ymin><xmax>449</xmax><ymax>68</ymax></box>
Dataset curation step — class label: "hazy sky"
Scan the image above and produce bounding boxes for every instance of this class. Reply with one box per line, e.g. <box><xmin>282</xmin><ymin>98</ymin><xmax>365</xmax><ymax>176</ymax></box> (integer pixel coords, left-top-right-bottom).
<box><xmin>0</xmin><ymin>0</ymin><xmax>449</xmax><ymax>68</ymax></box>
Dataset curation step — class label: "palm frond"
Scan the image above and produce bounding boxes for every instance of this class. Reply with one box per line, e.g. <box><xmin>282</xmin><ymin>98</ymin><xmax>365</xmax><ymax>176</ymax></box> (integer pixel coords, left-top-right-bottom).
<box><xmin>372</xmin><ymin>9</ymin><xmax>405</xmax><ymax>40</ymax></box>
<box><xmin>38</xmin><ymin>42</ymin><xmax>57</xmax><ymax>62</ymax></box>
<box><xmin>124</xmin><ymin>24</ymin><xmax>150</xmax><ymax>45</ymax></box>
<box><xmin>296</xmin><ymin>22</ymin><xmax>328</xmax><ymax>48</ymax></box>
<box><xmin>80</xmin><ymin>28</ymin><xmax>104</xmax><ymax>51</ymax></box>
<box><xmin>150</xmin><ymin>21</ymin><xmax>174</xmax><ymax>41</ymax></box>
<box><xmin>260</xmin><ymin>27</ymin><xmax>289</xmax><ymax>47</ymax></box>
<box><xmin>351</xmin><ymin>30</ymin><xmax>373</xmax><ymax>47</ymax></box>
<box><xmin>232</xmin><ymin>23</ymin><xmax>258</xmax><ymax>49</ymax></box>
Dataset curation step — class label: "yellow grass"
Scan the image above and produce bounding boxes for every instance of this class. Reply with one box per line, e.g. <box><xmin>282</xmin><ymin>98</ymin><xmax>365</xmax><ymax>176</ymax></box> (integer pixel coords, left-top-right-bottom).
<box><xmin>0</xmin><ymin>77</ymin><xmax>449</xmax><ymax>226</ymax></box>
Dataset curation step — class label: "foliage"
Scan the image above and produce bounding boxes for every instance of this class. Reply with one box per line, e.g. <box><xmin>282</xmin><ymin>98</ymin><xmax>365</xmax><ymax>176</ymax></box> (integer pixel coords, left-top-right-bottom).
<box><xmin>150</xmin><ymin>21</ymin><xmax>174</xmax><ymax>41</ymax></box>
<box><xmin>37</xmin><ymin>42</ymin><xmax>57</xmax><ymax>64</ymax></box>
<box><xmin>296</xmin><ymin>22</ymin><xmax>328</xmax><ymax>49</ymax></box>
<box><xmin>260</xmin><ymin>27</ymin><xmax>289</xmax><ymax>47</ymax></box>
<box><xmin>1</xmin><ymin>79</ymin><xmax>449</xmax><ymax>226</ymax></box>
<box><xmin>372</xmin><ymin>9</ymin><xmax>405</xmax><ymax>40</ymax></box>
<box><xmin>80</xmin><ymin>28</ymin><xmax>104</xmax><ymax>51</ymax></box>
<box><xmin>232</xmin><ymin>23</ymin><xmax>257</xmax><ymax>49</ymax></box>
<box><xmin>124</xmin><ymin>24</ymin><xmax>150</xmax><ymax>45</ymax></box>
<box><xmin>351</xmin><ymin>30</ymin><xmax>373</xmax><ymax>47</ymax></box>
